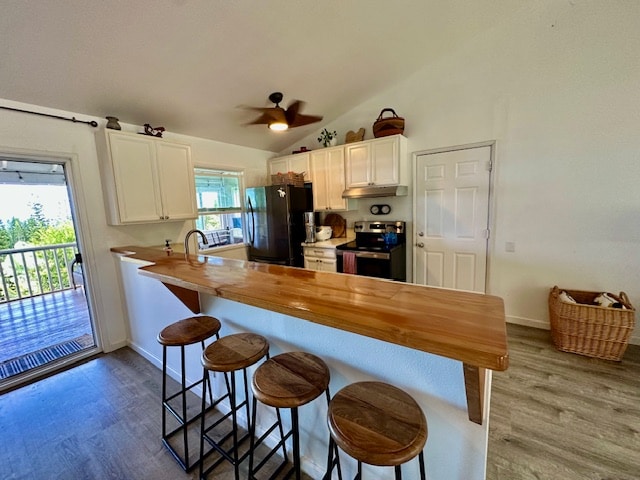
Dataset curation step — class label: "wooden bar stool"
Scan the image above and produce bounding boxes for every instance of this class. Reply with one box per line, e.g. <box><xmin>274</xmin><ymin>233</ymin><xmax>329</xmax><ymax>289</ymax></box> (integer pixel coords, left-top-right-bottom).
<box><xmin>199</xmin><ymin>332</ymin><xmax>270</xmax><ymax>480</ymax></box>
<box><xmin>324</xmin><ymin>381</ymin><xmax>428</xmax><ymax>480</ymax></box>
<box><xmin>249</xmin><ymin>351</ymin><xmax>332</xmax><ymax>480</ymax></box>
<box><xmin>157</xmin><ymin>315</ymin><xmax>222</xmax><ymax>472</ymax></box>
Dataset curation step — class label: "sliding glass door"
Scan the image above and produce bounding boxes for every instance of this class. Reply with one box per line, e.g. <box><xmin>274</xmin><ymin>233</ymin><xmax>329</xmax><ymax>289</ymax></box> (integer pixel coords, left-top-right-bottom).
<box><xmin>0</xmin><ymin>158</ymin><xmax>97</xmax><ymax>387</ymax></box>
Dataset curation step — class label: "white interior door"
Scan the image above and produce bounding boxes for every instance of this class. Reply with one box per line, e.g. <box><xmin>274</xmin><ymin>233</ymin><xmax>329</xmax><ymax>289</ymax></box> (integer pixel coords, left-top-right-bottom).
<box><xmin>413</xmin><ymin>145</ymin><xmax>492</xmax><ymax>292</ymax></box>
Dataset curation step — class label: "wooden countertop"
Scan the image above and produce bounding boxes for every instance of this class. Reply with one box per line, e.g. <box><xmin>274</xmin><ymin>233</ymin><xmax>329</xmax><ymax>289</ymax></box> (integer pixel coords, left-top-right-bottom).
<box><xmin>302</xmin><ymin>236</ymin><xmax>353</xmax><ymax>249</ymax></box>
<box><xmin>112</xmin><ymin>245</ymin><xmax>508</xmax><ymax>371</ymax></box>
<box><xmin>113</xmin><ymin>245</ymin><xmax>507</xmax><ymax>424</ymax></box>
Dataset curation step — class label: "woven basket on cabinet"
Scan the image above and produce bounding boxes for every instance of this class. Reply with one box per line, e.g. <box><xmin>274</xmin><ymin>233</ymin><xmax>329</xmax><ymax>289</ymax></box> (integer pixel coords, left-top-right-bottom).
<box><xmin>372</xmin><ymin>108</ymin><xmax>405</xmax><ymax>138</ymax></box>
<box><xmin>270</xmin><ymin>172</ymin><xmax>304</xmax><ymax>187</ymax></box>
<box><xmin>548</xmin><ymin>286</ymin><xmax>635</xmax><ymax>361</ymax></box>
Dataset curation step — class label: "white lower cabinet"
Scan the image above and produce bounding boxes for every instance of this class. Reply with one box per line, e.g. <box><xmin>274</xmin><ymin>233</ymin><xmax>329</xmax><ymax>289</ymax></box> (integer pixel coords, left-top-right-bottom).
<box><xmin>303</xmin><ymin>246</ymin><xmax>337</xmax><ymax>273</ymax></box>
<box><xmin>96</xmin><ymin>130</ymin><xmax>197</xmax><ymax>225</ymax></box>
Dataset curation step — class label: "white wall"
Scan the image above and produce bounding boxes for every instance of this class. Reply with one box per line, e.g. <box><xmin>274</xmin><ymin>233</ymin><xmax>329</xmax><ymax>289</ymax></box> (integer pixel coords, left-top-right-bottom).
<box><xmin>0</xmin><ymin>100</ymin><xmax>272</xmax><ymax>351</ymax></box>
<box><xmin>287</xmin><ymin>1</ymin><xmax>640</xmax><ymax>344</ymax></box>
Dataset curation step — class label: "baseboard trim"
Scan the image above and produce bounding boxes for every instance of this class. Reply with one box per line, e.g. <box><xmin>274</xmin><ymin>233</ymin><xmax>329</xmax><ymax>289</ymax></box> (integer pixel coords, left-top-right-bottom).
<box><xmin>506</xmin><ymin>316</ymin><xmax>639</xmax><ymax>345</ymax></box>
<box><xmin>102</xmin><ymin>339</ymin><xmax>127</xmax><ymax>353</ymax></box>
<box><xmin>506</xmin><ymin>315</ymin><xmax>548</xmax><ymax>330</ymax></box>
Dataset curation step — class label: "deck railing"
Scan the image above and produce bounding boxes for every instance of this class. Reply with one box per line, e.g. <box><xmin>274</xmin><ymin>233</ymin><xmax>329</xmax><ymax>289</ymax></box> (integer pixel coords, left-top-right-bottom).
<box><xmin>0</xmin><ymin>243</ymin><xmax>79</xmax><ymax>303</ymax></box>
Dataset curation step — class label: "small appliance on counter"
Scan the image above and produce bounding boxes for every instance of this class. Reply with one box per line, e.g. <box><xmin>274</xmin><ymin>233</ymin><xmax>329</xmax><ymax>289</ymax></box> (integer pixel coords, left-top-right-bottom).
<box><xmin>304</xmin><ymin>211</ymin><xmax>316</xmax><ymax>243</ymax></box>
<box><xmin>315</xmin><ymin>226</ymin><xmax>332</xmax><ymax>241</ymax></box>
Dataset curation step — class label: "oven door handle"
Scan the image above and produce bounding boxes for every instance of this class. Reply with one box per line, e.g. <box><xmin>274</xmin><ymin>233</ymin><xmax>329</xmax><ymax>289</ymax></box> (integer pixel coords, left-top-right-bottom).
<box><xmin>336</xmin><ymin>250</ymin><xmax>391</xmax><ymax>260</ymax></box>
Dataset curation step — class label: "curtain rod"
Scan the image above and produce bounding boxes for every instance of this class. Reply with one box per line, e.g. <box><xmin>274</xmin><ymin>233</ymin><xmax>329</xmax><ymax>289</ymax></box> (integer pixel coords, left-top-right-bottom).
<box><xmin>0</xmin><ymin>105</ymin><xmax>98</xmax><ymax>127</ymax></box>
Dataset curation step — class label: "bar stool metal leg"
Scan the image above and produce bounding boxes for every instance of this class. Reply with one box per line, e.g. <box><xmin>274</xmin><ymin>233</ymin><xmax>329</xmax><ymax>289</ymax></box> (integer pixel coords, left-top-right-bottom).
<box><xmin>199</xmin><ymin>333</ymin><xmax>270</xmax><ymax>480</ymax></box>
<box><xmin>158</xmin><ymin>316</ymin><xmax>222</xmax><ymax>472</ymax></box>
<box><xmin>198</xmin><ymin>367</ymin><xmax>235</xmax><ymax>478</ymax></box>
<box><xmin>248</xmin><ymin>396</ymin><xmax>291</xmax><ymax>479</ymax></box>
<box><xmin>325</xmin><ymin>451</ymin><xmax>425</xmax><ymax>480</ymax></box>
<box><xmin>291</xmin><ymin>407</ymin><xmax>301</xmax><ymax>479</ymax></box>
<box><xmin>161</xmin><ymin>341</ymin><xmax>217</xmax><ymax>471</ymax></box>
<box><xmin>200</xmin><ymin>367</ymin><xmax>253</xmax><ymax>480</ymax></box>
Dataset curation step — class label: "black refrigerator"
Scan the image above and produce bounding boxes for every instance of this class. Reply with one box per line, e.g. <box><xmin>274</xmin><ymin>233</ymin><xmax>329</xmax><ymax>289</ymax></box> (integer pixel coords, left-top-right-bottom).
<box><xmin>246</xmin><ymin>185</ymin><xmax>312</xmax><ymax>267</ymax></box>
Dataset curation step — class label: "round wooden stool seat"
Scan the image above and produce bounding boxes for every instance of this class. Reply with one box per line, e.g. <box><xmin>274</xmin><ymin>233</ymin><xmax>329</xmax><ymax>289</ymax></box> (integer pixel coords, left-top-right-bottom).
<box><xmin>328</xmin><ymin>381</ymin><xmax>428</xmax><ymax>467</ymax></box>
<box><xmin>157</xmin><ymin>315</ymin><xmax>221</xmax><ymax>346</ymax></box>
<box><xmin>252</xmin><ymin>351</ymin><xmax>330</xmax><ymax>408</ymax></box>
<box><xmin>201</xmin><ymin>333</ymin><xmax>269</xmax><ymax>372</ymax></box>
<box><xmin>249</xmin><ymin>351</ymin><xmax>331</xmax><ymax>479</ymax></box>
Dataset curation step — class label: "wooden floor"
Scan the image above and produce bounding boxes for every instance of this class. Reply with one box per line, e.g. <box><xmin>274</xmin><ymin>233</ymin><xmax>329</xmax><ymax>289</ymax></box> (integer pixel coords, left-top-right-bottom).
<box><xmin>0</xmin><ymin>289</ymin><xmax>94</xmax><ymax>363</ymax></box>
<box><xmin>487</xmin><ymin>324</ymin><xmax>640</xmax><ymax>480</ymax></box>
<box><xmin>0</xmin><ymin>324</ymin><xmax>637</xmax><ymax>479</ymax></box>
<box><xmin>0</xmin><ymin>347</ymin><xmax>311</xmax><ymax>480</ymax></box>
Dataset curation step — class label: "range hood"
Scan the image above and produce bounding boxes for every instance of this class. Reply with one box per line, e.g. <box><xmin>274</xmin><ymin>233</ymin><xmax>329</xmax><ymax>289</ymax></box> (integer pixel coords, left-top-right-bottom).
<box><xmin>342</xmin><ymin>185</ymin><xmax>408</xmax><ymax>199</ymax></box>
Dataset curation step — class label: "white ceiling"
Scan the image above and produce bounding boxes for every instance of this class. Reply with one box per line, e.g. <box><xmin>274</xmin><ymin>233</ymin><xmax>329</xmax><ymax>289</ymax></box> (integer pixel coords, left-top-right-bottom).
<box><xmin>0</xmin><ymin>1</ymin><xmax>526</xmax><ymax>153</ymax></box>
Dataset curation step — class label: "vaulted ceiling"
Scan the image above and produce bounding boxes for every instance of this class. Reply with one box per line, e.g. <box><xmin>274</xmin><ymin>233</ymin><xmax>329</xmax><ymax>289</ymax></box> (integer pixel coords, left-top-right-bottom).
<box><xmin>0</xmin><ymin>1</ymin><xmax>527</xmax><ymax>153</ymax></box>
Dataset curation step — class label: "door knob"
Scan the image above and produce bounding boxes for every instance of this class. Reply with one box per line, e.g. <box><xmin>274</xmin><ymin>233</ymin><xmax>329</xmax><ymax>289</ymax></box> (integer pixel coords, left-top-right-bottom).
<box><xmin>418</xmin><ymin>232</ymin><xmax>424</xmax><ymax>236</ymax></box>
<box><xmin>416</xmin><ymin>242</ymin><xmax>424</xmax><ymax>248</ymax></box>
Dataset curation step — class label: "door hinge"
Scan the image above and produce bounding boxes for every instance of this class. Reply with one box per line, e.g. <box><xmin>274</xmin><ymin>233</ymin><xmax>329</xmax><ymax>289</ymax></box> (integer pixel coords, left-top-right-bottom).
<box><xmin>483</xmin><ymin>229</ymin><xmax>490</xmax><ymax>239</ymax></box>
<box><xmin>486</xmin><ymin>160</ymin><xmax>493</xmax><ymax>172</ymax></box>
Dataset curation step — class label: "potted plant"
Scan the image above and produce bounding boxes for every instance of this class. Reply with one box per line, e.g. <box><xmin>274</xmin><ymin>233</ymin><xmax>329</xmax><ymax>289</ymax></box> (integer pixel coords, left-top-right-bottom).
<box><xmin>317</xmin><ymin>128</ymin><xmax>338</xmax><ymax>147</ymax></box>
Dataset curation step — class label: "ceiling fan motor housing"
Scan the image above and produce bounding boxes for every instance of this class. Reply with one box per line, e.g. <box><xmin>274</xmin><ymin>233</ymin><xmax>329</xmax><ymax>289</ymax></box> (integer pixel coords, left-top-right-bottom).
<box><xmin>268</xmin><ymin>92</ymin><xmax>284</xmax><ymax>106</ymax></box>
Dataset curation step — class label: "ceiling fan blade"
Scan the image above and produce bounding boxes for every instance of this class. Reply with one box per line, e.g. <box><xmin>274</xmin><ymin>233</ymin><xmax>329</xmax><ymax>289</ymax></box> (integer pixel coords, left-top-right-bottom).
<box><xmin>245</xmin><ymin>112</ymin><xmax>277</xmax><ymax>126</ymax></box>
<box><xmin>288</xmin><ymin>113</ymin><xmax>323</xmax><ymax>128</ymax></box>
<box><xmin>285</xmin><ymin>100</ymin><xmax>304</xmax><ymax>124</ymax></box>
<box><xmin>241</xmin><ymin>106</ymin><xmax>277</xmax><ymax>113</ymax></box>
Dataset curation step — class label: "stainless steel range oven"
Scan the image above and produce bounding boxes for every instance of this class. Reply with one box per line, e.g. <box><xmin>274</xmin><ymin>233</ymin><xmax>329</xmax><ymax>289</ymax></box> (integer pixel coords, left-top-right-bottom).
<box><xmin>336</xmin><ymin>221</ymin><xmax>406</xmax><ymax>281</ymax></box>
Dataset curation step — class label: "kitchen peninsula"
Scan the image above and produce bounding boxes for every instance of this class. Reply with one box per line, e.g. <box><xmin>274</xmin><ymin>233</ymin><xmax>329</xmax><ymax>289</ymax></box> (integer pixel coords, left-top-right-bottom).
<box><xmin>112</xmin><ymin>245</ymin><xmax>508</xmax><ymax>480</ymax></box>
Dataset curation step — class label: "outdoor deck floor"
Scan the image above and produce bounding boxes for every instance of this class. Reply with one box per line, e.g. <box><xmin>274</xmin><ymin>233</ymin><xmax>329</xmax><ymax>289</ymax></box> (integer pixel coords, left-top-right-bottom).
<box><xmin>0</xmin><ymin>288</ymin><xmax>94</xmax><ymax>363</ymax></box>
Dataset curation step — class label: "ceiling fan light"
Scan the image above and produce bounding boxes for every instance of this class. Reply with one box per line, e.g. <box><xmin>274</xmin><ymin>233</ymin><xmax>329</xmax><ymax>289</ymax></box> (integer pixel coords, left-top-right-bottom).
<box><xmin>269</xmin><ymin>121</ymin><xmax>288</xmax><ymax>131</ymax></box>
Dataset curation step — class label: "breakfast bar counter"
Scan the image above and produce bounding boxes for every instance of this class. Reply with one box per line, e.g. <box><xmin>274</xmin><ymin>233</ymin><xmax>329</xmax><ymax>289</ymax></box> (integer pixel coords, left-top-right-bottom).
<box><xmin>112</xmin><ymin>245</ymin><xmax>508</xmax><ymax>425</ymax></box>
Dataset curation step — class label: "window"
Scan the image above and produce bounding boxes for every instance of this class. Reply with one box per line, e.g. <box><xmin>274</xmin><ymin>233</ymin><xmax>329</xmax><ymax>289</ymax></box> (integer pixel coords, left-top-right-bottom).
<box><xmin>194</xmin><ymin>168</ymin><xmax>244</xmax><ymax>249</ymax></box>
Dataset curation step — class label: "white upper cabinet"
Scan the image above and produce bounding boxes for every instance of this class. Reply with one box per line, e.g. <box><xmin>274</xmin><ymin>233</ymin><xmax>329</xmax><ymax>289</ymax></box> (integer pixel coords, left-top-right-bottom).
<box><xmin>345</xmin><ymin>135</ymin><xmax>405</xmax><ymax>188</ymax></box>
<box><xmin>154</xmin><ymin>142</ymin><xmax>198</xmax><ymax>221</ymax></box>
<box><xmin>96</xmin><ymin>130</ymin><xmax>197</xmax><ymax>225</ymax></box>
<box><xmin>310</xmin><ymin>146</ymin><xmax>349</xmax><ymax>211</ymax></box>
<box><xmin>268</xmin><ymin>152</ymin><xmax>311</xmax><ymax>182</ymax></box>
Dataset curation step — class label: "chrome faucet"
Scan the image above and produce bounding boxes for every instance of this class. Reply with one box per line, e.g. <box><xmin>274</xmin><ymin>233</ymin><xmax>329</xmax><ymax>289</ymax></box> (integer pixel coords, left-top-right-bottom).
<box><xmin>184</xmin><ymin>229</ymin><xmax>208</xmax><ymax>256</ymax></box>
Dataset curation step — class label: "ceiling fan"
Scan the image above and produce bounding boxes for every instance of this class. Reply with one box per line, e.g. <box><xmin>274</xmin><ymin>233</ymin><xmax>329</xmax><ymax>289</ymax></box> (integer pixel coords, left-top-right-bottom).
<box><xmin>244</xmin><ymin>92</ymin><xmax>323</xmax><ymax>131</ymax></box>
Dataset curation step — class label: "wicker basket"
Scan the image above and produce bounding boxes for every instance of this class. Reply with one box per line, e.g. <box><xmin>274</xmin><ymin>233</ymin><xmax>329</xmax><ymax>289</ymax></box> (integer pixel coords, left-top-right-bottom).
<box><xmin>372</xmin><ymin>108</ymin><xmax>405</xmax><ymax>138</ymax></box>
<box><xmin>548</xmin><ymin>286</ymin><xmax>636</xmax><ymax>361</ymax></box>
<box><xmin>271</xmin><ymin>172</ymin><xmax>304</xmax><ymax>187</ymax></box>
